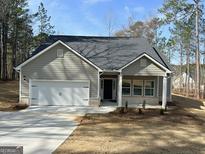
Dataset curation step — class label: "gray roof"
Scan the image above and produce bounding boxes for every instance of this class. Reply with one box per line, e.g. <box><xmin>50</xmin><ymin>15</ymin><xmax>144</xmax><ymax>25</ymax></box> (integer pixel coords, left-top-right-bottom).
<box><xmin>32</xmin><ymin>35</ymin><xmax>172</xmax><ymax>71</ymax></box>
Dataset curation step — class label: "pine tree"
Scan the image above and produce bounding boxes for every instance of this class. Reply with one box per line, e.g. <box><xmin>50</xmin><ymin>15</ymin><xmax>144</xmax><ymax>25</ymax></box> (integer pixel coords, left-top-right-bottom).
<box><xmin>9</xmin><ymin>0</ymin><xmax>33</xmax><ymax>79</ymax></box>
<box><xmin>158</xmin><ymin>0</ymin><xmax>204</xmax><ymax>98</ymax></box>
<box><xmin>35</xmin><ymin>2</ymin><xmax>55</xmax><ymax>46</ymax></box>
<box><xmin>0</xmin><ymin>0</ymin><xmax>12</xmax><ymax>80</ymax></box>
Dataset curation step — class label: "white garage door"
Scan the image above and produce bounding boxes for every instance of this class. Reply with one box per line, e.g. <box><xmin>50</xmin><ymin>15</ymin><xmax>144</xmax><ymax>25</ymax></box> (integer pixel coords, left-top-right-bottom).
<box><xmin>30</xmin><ymin>80</ymin><xmax>89</xmax><ymax>106</ymax></box>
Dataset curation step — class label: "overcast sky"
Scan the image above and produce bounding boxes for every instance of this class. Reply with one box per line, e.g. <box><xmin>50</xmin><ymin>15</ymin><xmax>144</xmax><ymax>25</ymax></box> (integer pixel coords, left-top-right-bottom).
<box><xmin>28</xmin><ymin>0</ymin><xmax>163</xmax><ymax>36</ymax></box>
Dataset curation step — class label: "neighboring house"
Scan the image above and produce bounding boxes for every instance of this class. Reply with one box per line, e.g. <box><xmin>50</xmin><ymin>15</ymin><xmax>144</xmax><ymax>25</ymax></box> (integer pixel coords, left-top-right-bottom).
<box><xmin>173</xmin><ymin>71</ymin><xmax>205</xmax><ymax>91</ymax></box>
<box><xmin>15</xmin><ymin>35</ymin><xmax>172</xmax><ymax>108</ymax></box>
<box><xmin>173</xmin><ymin>72</ymin><xmax>195</xmax><ymax>90</ymax></box>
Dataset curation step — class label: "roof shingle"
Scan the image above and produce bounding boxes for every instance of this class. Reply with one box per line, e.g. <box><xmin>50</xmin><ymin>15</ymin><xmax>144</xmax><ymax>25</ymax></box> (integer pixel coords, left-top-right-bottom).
<box><xmin>32</xmin><ymin>35</ymin><xmax>172</xmax><ymax>71</ymax></box>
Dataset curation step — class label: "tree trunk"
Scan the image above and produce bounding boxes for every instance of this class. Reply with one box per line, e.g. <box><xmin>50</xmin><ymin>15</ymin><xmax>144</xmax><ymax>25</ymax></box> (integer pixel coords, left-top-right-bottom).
<box><xmin>12</xmin><ymin>24</ymin><xmax>18</xmax><ymax>80</ymax></box>
<box><xmin>195</xmin><ymin>0</ymin><xmax>200</xmax><ymax>99</ymax></box>
<box><xmin>2</xmin><ymin>21</ymin><xmax>8</xmax><ymax>80</ymax></box>
<box><xmin>0</xmin><ymin>23</ymin><xmax>2</xmax><ymax>79</ymax></box>
<box><xmin>186</xmin><ymin>48</ymin><xmax>190</xmax><ymax>97</ymax></box>
<box><xmin>203</xmin><ymin>45</ymin><xmax>205</xmax><ymax>99</ymax></box>
<box><xmin>179</xmin><ymin>42</ymin><xmax>183</xmax><ymax>93</ymax></box>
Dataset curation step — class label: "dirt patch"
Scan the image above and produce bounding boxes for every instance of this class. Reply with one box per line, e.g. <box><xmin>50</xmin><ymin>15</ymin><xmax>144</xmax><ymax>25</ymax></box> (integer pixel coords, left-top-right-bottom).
<box><xmin>54</xmin><ymin>104</ymin><xmax>205</xmax><ymax>154</ymax></box>
<box><xmin>0</xmin><ymin>80</ymin><xmax>27</xmax><ymax>111</ymax></box>
<box><xmin>172</xmin><ymin>94</ymin><xmax>205</xmax><ymax>109</ymax></box>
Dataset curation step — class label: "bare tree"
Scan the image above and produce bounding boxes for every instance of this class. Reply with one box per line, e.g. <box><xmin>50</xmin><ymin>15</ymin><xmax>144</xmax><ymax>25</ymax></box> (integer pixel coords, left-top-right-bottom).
<box><xmin>104</xmin><ymin>10</ymin><xmax>115</xmax><ymax>37</ymax></box>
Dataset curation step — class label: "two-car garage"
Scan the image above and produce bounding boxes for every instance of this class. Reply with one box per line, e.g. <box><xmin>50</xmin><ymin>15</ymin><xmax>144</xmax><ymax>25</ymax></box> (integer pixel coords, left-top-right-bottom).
<box><xmin>30</xmin><ymin>80</ymin><xmax>90</xmax><ymax>106</ymax></box>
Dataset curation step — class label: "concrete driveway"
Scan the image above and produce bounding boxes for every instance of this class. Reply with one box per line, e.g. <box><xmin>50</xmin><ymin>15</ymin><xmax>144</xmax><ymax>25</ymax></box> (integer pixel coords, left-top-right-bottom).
<box><xmin>0</xmin><ymin>106</ymin><xmax>116</xmax><ymax>154</ymax></box>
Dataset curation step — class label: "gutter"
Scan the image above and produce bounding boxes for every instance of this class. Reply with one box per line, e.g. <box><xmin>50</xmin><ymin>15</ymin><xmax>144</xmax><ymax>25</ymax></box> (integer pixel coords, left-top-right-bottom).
<box><xmin>13</xmin><ymin>67</ymin><xmax>20</xmax><ymax>73</ymax></box>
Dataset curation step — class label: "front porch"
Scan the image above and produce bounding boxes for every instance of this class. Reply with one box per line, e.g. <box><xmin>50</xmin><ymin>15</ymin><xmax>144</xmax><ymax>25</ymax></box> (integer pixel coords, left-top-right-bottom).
<box><xmin>99</xmin><ymin>73</ymin><xmax>171</xmax><ymax>109</ymax></box>
<box><xmin>97</xmin><ymin>55</ymin><xmax>172</xmax><ymax>109</ymax></box>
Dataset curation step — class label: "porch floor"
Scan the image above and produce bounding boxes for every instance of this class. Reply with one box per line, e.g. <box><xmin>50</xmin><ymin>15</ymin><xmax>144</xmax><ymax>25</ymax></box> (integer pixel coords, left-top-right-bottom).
<box><xmin>100</xmin><ymin>101</ymin><xmax>118</xmax><ymax>107</ymax></box>
<box><xmin>101</xmin><ymin>101</ymin><xmax>176</xmax><ymax>110</ymax></box>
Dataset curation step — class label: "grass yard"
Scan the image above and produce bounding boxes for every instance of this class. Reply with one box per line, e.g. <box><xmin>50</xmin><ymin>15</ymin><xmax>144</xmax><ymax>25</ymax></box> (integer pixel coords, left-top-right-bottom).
<box><xmin>54</xmin><ymin>102</ymin><xmax>205</xmax><ymax>154</ymax></box>
<box><xmin>0</xmin><ymin>80</ymin><xmax>27</xmax><ymax>111</ymax></box>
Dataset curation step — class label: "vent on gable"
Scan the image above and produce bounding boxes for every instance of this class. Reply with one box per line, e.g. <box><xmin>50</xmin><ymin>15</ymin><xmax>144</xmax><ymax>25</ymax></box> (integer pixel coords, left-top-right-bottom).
<box><xmin>140</xmin><ymin>58</ymin><xmax>147</xmax><ymax>67</ymax></box>
<box><xmin>57</xmin><ymin>49</ymin><xmax>64</xmax><ymax>58</ymax></box>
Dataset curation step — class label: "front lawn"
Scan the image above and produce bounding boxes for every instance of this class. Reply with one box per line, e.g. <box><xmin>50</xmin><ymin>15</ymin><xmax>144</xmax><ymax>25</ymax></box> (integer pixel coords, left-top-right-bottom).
<box><xmin>54</xmin><ymin>103</ymin><xmax>205</xmax><ymax>154</ymax></box>
<box><xmin>0</xmin><ymin>80</ymin><xmax>27</xmax><ymax>111</ymax></box>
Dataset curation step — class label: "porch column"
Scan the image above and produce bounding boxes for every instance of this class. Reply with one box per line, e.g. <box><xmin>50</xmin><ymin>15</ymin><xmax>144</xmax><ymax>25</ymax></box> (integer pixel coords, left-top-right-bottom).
<box><xmin>97</xmin><ymin>72</ymin><xmax>100</xmax><ymax>99</ymax></box>
<box><xmin>162</xmin><ymin>75</ymin><xmax>167</xmax><ymax>110</ymax></box>
<box><xmin>19</xmin><ymin>69</ymin><xmax>22</xmax><ymax>103</ymax></box>
<box><xmin>118</xmin><ymin>73</ymin><xmax>122</xmax><ymax>107</ymax></box>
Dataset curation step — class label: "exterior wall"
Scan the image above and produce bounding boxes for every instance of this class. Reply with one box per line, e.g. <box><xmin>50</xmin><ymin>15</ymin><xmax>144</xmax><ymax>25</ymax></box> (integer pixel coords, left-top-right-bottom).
<box><xmin>20</xmin><ymin>43</ymin><xmax>99</xmax><ymax>105</ymax></box>
<box><xmin>122</xmin><ymin>76</ymin><xmax>159</xmax><ymax>106</ymax></box>
<box><xmin>122</xmin><ymin>57</ymin><xmax>166</xmax><ymax>76</ymax></box>
<box><xmin>122</xmin><ymin>97</ymin><xmax>159</xmax><ymax>107</ymax></box>
<box><xmin>167</xmin><ymin>77</ymin><xmax>172</xmax><ymax>101</ymax></box>
<box><xmin>121</xmin><ymin>55</ymin><xmax>172</xmax><ymax>103</ymax></box>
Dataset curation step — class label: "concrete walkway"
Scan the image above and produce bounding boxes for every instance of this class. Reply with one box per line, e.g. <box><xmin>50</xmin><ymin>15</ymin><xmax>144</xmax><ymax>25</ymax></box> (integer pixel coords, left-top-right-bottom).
<box><xmin>0</xmin><ymin>106</ymin><xmax>116</xmax><ymax>154</ymax></box>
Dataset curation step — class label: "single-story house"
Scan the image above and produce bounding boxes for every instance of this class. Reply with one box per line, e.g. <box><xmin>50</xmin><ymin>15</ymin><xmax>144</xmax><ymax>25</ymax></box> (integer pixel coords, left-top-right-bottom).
<box><xmin>15</xmin><ymin>35</ymin><xmax>172</xmax><ymax>109</ymax></box>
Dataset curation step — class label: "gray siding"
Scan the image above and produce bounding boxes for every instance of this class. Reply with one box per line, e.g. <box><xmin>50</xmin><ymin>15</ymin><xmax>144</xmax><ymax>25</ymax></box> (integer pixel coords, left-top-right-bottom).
<box><xmin>21</xmin><ymin>43</ymin><xmax>98</xmax><ymax>99</ymax></box>
<box><xmin>122</xmin><ymin>57</ymin><xmax>166</xmax><ymax>76</ymax></box>
<box><xmin>122</xmin><ymin>76</ymin><xmax>159</xmax><ymax>106</ymax></box>
<box><xmin>122</xmin><ymin>97</ymin><xmax>159</xmax><ymax>106</ymax></box>
<box><xmin>167</xmin><ymin>77</ymin><xmax>171</xmax><ymax>100</ymax></box>
<box><xmin>122</xmin><ymin>56</ymin><xmax>172</xmax><ymax>102</ymax></box>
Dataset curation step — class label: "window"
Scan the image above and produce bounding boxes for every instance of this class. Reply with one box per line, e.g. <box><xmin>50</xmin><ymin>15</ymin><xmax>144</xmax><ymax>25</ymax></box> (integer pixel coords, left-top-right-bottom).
<box><xmin>57</xmin><ymin>49</ymin><xmax>64</xmax><ymax>58</ymax></box>
<box><xmin>122</xmin><ymin>80</ymin><xmax>131</xmax><ymax>96</ymax></box>
<box><xmin>133</xmin><ymin>80</ymin><xmax>143</xmax><ymax>96</ymax></box>
<box><xmin>140</xmin><ymin>58</ymin><xmax>147</xmax><ymax>67</ymax></box>
<box><xmin>144</xmin><ymin>80</ymin><xmax>155</xmax><ymax>96</ymax></box>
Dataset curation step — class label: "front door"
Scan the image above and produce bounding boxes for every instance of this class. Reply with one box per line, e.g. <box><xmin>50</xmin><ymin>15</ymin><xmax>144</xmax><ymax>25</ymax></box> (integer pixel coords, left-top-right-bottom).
<box><xmin>103</xmin><ymin>79</ymin><xmax>113</xmax><ymax>100</ymax></box>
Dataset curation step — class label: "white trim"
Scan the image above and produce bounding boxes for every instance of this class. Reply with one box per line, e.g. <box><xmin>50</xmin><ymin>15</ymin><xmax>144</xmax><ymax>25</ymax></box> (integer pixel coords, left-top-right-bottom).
<box><xmin>15</xmin><ymin>40</ymin><xmax>102</xmax><ymax>71</ymax></box>
<box><xmin>119</xmin><ymin>53</ymin><xmax>171</xmax><ymax>73</ymax></box>
<box><xmin>162</xmin><ymin>76</ymin><xmax>167</xmax><ymax>109</ymax></box>
<box><xmin>169</xmin><ymin>77</ymin><xmax>172</xmax><ymax>101</ymax></box>
<box><xmin>102</xmin><ymin>77</ymin><xmax>117</xmax><ymax>79</ymax></box>
<box><xmin>122</xmin><ymin>79</ymin><xmax>131</xmax><ymax>96</ymax></box>
<box><xmin>20</xmin><ymin>96</ymin><xmax>29</xmax><ymax>98</ymax></box>
<box><xmin>102</xmin><ymin>70</ymin><xmax>121</xmax><ymax>73</ymax></box>
<box><xmin>101</xmin><ymin>77</ymin><xmax>118</xmax><ymax>100</ymax></box>
<box><xmin>30</xmin><ymin>79</ymin><xmax>90</xmax><ymax>82</ymax></box>
<box><xmin>88</xmin><ymin>81</ymin><xmax>91</xmax><ymax>104</ymax></box>
<box><xmin>117</xmin><ymin>73</ymin><xmax>122</xmax><ymax>107</ymax></box>
<box><xmin>144</xmin><ymin>80</ymin><xmax>155</xmax><ymax>97</ymax></box>
<box><xmin>19</xmin><ymin>69</ymin><xmax>22</xmax><ymax>102</ymax></box>
<box><xmin>29</xmin><ymin>79</ymin><xmax>31</xmax><ymax>106</ymax></box>
<box><xmin>132</xmin><ymin>80</ymin><xmax>143</xmax><ymax>96</ymax></box>
<box><xmin>97</xmin><ymin>72</ymin><xmax>100</xmax><ymax>99</ymax></box>
<box><xmin>157</xmin><ymin>76</ymin><xmax>159</xmax><ymax>97</ymax></box>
